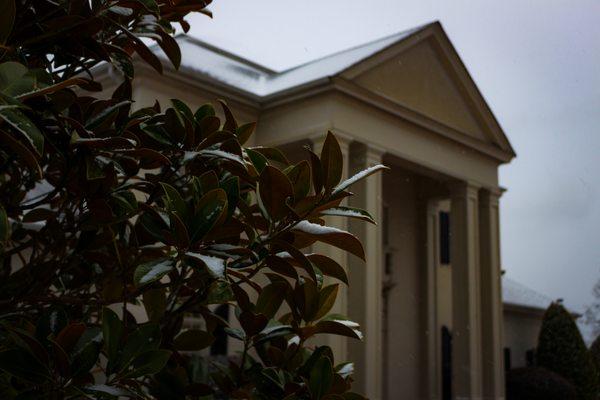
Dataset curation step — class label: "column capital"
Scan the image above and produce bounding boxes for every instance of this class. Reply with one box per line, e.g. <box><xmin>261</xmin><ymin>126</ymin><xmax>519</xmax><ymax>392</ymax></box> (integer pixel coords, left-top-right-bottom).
<box><xmin>450</xmin><ymin>180</ymin><xmax>480</xmax><ymax>199</ymax></box>
<box><xmin>480</xmin><ymin>187</ymin><xmax>503</xmax><ymax>207</ymax></box>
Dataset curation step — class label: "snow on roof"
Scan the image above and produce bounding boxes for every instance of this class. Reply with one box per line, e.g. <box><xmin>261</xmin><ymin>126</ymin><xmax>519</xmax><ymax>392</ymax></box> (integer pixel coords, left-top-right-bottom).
<box><xmin>159</xmin><ymin>24</ymin><xmax>429</xmax><ymax>99</ymax></box>
<box><xmin>502</xmin><ymin>276</ymin><xmax>554</xmax><ymax>311</ymax></box>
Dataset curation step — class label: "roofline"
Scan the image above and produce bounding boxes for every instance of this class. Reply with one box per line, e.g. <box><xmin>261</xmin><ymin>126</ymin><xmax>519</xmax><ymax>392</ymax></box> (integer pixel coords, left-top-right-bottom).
<box><xmin>122</xmin><ymin>59</ymin><xmax>516</xmax><ymax>164</ymax></box>
<box><xmin>177</xmin><ymin>35</ymin><xmax>278</xmax><ymax>75</ymax></box>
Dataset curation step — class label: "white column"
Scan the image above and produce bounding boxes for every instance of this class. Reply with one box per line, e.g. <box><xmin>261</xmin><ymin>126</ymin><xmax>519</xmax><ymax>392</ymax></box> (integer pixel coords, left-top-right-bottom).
<box><xmin>450</xmin><ymin>181</ymin><xmax>483</xmax><ymax>400</ymax></box>
<box><xmin>347</xmin><ymin>142</ymin><xmax>384</xmax><ymax>400</ymax></box>
<box><xmin>426</xmin><ymin>200</ymin><xmax>441</xmax><ymax>399</ymax></box>
<box><xmin>479</xmin><ymin>189</ymin><xmax>505</xmax><ymax>400</ymax></box>
<box><xmin>311</xmin><ymin>133</ymin><xmax>351</xmax><ymax>362</ymax></box>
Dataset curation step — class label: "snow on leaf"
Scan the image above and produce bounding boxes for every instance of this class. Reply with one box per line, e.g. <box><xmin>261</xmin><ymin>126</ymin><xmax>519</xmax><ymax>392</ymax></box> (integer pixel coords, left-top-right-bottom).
<box><xmin>134</xmin><ymin>258</ymin><xmax>174</xmax><ymax>287</ymax></box>
<box><xmin>332</xmin><ymin>164</ymin><xmax>388</xmax><ymax>194</ymax></box>
<box><xmin>200</xmin><ymin>149</ymin><xmax>245</xmax><ymax>165</ymax></box>
<box><xmin>292</xmin><ymin>220</ymin><xmax>346</xmax><ymax>235</ymax></box>
<box><xmin>186</xmin><ymin>252</ymin><xmax>225</xmax><ymax>278</ymax></box>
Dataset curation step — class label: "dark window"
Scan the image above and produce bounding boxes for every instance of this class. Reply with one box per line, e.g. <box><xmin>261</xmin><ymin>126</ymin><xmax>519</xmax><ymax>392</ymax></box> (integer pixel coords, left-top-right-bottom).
<box><xmin>439</xmin><ymin>211</ymin><xmax>450</xmax><ymax>265</ymax></box>
<box><xmin>210</xmin><ymin>304</ymin><xmax>229</xmax><ymax>356</ymax></box>
<box><xmin>526</xmin><ymin>349</ymin><xmax>536</xmax><ymax>366</ymax></box>
<box><xmin>504</xmin><ymin>347</ymin><xmax>512</xmax><ymax>371</ymax></box>
<box><xmin>385</xmin><ymin>252</ymin><xmax>393</xmax><ymax>276</ymax></box>
<box><xmin>383</xmin><ymin>206</ymin><xmax>390</xmax><ymax>246</ymax></box>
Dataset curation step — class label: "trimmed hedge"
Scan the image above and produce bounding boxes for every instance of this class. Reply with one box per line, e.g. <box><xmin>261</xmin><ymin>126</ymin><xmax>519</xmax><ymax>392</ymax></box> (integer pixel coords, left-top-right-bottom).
<box><xmin>506</xmin><ymin>367</ymin><xmax>577</xmax><ymax>400</ymax></box>
<box><xmin>537</xmin><ymin>302</ymin><xmax>599</xmax><ymax>400</ymax></box>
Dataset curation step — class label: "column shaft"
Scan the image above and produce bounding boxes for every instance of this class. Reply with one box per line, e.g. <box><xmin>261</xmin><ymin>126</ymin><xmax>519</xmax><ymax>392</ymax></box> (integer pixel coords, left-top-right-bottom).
<box><xmin>450</xmin><ymin>182</ymin><xmax>483</xmax><ymax>399</ymax></box>
<box><xmin>480</xmin><ymin>189</ymin><xmax>505</xmax><ymax>400</ymax></box>
<box><xmin>347</xmin><ymin>142</ymin><xmax>384</xmax><ymax>400</ymax></box>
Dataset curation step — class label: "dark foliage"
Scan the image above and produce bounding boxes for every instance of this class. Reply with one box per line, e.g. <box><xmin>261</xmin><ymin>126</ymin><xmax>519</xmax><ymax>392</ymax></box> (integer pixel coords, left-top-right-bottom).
<box><xmin>537</xmin><ymin>302</ymin><xmax>599</xmax><ymax>400</ymax></box>
<box><xmin>591</xmin><ymin>335</ymin><xmax>600</xmax><ymax>371</ymax></box>
<box><xmin>0</xmin><ymin>1</ymin><xmax>386</xmax><ymax>398</ymax></box>
<box><xmin>506</xmin><ymin>367</ymin><xmax>577</xmax><ymax>400</ymax></box>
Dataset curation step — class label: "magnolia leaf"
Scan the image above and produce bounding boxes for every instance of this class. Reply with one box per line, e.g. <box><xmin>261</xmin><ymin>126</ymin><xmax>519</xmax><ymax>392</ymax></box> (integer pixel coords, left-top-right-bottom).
<box><xmin>250</xmin><ymin>146</ymin><xmax>289</xmax><ymax>166</ymax></box>
<box><xmin>236</xmin><ymin>122</ymin><xmax>255</xmax><ymax>145</ymax></box>
<box><xmin>186</xmin><ymin>252</ymin><xmax>225</xmax><ymax>278</ymax></box>
<box><xmin>320</xmin><ymin>206</ymin><xmax>375</xmax><ymax>224</ymax></box>
<box><xmin>307</xmin><ymin>254</ymin><xmax>348</xmax><ymax>285</ymax></box>
<box><xmin>314</xmin><ymin>317</ymin><xmax>363</xmax><ymax>340</ymax></box>
<box><xmin>292</xmin><ymin>221</ymin><xmax>365</xmax><ymax>261</ymax></box>
<box><xmin>0</xmin><ymin>108</ymin><xmax>44</xmax><ymax>155</ymax></box>
<box><xmin>320</xmin><ymin>132</ymin><xmax>343</xmax><ymax>192</ymax></box>
<box><xmin>309</xmin><ymin>356</ymin><xmax>334</xmax><ymax>399</ymax></box>
<box><xmin>286</xmin><ymin>160</ymin><xmax>311</xmax><ymax>201</ymax></box>
<box><xmin>122</xmin><ymin>349</ymin><xmax>171</xmax><ymax>378</ymax></box>
<box><xmin>256</xmin><ymin>281</ymin><xmax>288</xmax><ymax>319</ymax></box>
<box><xmin>246</xmin><ymin>148</ymin><xmax>268</xmax><ymax>174</ymax></box>
<box><xmin>160</xmin><ymin>182</ymin><xmax>188</xmax><ymax>219</ymax></box>
<box><xmin>332</xmin><ymin>164</ymin><xmax>389</xmax><ymax>195</ymax></box>
<box><xmin>314</xmin><ymin>284</ymin><xmax>339</xmax><ymax>321</ymax></box>
<box><xmin>102</xmin><ymin>308</ymin><xmax>122</xmax><ymax>368</ymax></box>
<box><xmin>174</xmin><ymin>329</ymin><xmax>214</xmax><ymax>351</ymax></box>
<box><xmin>189</xmin><ymin>188</ymin><xmax>228</xmax><ymax>242</ymax></box>
<box><xmin>133</xmin><ymin>258</ymin><xmax>174</xmax><ymax>287</ymax></box>
<box><xmin>258</xmin><ymin>165</ymin><xmax>293</xmax><ymax>221</ymax></box>
<box><xmin>56</xmin><ymin>323</ymin><xmax>86</xmax><ymax>353</ymax></box>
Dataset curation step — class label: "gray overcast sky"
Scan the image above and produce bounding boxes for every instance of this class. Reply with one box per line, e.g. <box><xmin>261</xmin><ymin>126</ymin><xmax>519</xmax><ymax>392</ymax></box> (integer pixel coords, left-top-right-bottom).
<box><xmin>186</xmin><ymin>0</ymin><xmax>600</xmax><ymax>312</ymax></box>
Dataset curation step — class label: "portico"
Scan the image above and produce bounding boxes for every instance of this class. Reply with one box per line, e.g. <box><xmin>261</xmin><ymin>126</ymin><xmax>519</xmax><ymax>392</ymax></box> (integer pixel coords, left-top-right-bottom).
<box><xmin>100</xmin><ymin>20</ymin><xmax>515</xmax><ymax>399</ymax></box>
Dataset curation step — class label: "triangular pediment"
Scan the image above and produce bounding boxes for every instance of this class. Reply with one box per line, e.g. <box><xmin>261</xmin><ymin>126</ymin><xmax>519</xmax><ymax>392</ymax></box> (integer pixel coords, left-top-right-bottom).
<box><xmin>338</xmin><ymin>23</ymin><xmax>515</xmax><ymax>158</ymax></box>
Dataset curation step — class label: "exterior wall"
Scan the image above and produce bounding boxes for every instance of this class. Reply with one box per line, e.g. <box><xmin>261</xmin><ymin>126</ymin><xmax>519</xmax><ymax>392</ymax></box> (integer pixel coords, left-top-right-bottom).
<box><xmin>99</xmin><ymin>61</ymin><xmax>511</xmax><ymax>399</ymax></box>
<box><xmin>503</xmin><ymin>308</ymin><xmax>543</xmax><ymax>369</ymax></box>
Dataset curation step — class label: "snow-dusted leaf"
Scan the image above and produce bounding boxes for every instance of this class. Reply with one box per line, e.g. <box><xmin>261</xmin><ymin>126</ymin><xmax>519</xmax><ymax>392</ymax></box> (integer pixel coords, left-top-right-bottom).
<box><xmin>199</xmin><ymin>149</ymin><xmax>245</xmax><ymax>165</ymax></box>
<box><xmin>186</xmin><ymin>252</ymin><xmax>225</xmax><ymax>278</ymax></box>
<box><xmin>332</xmin><ymin>164</ymin><xmax>388</xmax><ymax>195</ymax></box>
<box><xmin>320</xmin><ymin>206</ymin><xmax>375</xmax><ymax>224</ymax></box>
<box><xmin>134</xmin><ymin>258</ymin><xmax>174</xmax><ymax>287</ymax></box>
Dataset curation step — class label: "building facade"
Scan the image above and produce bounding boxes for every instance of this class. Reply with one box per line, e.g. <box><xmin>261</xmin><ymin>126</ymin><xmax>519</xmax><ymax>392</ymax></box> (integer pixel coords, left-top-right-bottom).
<box><xmin>100</xmin><ymin>22</ymin><xmax>516</xmax><ymax>400</ymax></box>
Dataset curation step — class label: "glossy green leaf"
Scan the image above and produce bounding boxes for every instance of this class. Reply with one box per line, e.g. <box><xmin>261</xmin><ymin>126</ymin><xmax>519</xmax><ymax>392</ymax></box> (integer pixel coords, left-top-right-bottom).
<box><xmin>256</xmin><ymin>281</ymin><xmax>288</xmax><ymax>319</ymax></box>
<box><xmin>258</xmin><ymin>165</ymin><xmax>294</xmax><ymax>221</ymax></box>
<box><xmin>236</xmin><ymin>122</ymin><xmax>255</xmax><ymax>145</ymax></box>
<box><xmin>122</xmin><ymin>349</ymin><xmax>171</xmax><ymax>378</ymax></box>
<box><xmin>102</xmin><ymin>308</ymin><xmax>122</xmax><ymax>367</ymax></box>
<box><xmin>309</xmin><ymin>356</ymin><xmax>334</xmax><ymax>399</ymax></box>
<box><xmin>315</xmin><ymin>317</ymin><xmax>363</xmax><ymax>340</ymax></box>
<box><xmin>246</xmin><ymin>148</ymin><xmax>268</xmax><ymax>173</ymax></box>
<box><xmin>332</xmin><ymin>164</ymin><xmax>389</xmax><ymax>195</ymax></box>
<box><xmin>307</xmin><ymin>254</ymin><xmax>348</xmax><ymax>285</ymax></box>
<box><xmin>160</xmin><ymin>182</ymin><xmax>188</xmax><ymax>219</ymax></box>
<box><xmin>133</xmin><ymin>258</ymin><xmax>174</xmax><ymax>287</ymax></box>
<box><xmin>186</xmin><ymin>252</ymin><xmax>225</xmax><ymax>278</ymax></box>
<box><xmin>314</xmin><ymin>284</ymin><xmax>339</xmax><ymax>321</ymax></box>
<box><xmin>320</xmin><ymin>132</ymin><xmax>343</xmax><ymax>192</ymax></box>
<box><xmin>320</xmin><ymin>206</ymin><xmax>375</xmax><ymax>224</ymax></box>
<box><xmin>174</xmin><ymin>329</ymin><xmax>214</xmax><ymax>351</ymax></box>
<box><xmin>0</xmin><ymin>108</ymin><xmax>44</xmax><ymax>155</ymax></box>
<box><xmin>118</xmin><ymin>324</ymin><xmax>161</xmax><ymax>371</ymax></box>
<box><xmin>189</xmin><ymin>189</ymin><xmax>228</xmax><ymax>242</ymax></box>
<box><xmin>286</xmin><ymin>160</ymin><xmax>311</xmax><ymax>201</ymax></box>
